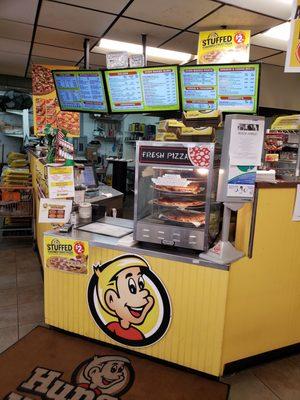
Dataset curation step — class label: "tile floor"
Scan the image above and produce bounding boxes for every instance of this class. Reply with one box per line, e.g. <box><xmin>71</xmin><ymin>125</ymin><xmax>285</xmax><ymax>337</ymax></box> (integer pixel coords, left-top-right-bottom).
<box><xmin>0</xmin><ymin>240</ymin><xmax>299</xmax><ymax>399</ymax></box>
<box><xmin>0</xmin><ymin>239</ymin><xmax>44</xmax><ymax>353</ymax></box>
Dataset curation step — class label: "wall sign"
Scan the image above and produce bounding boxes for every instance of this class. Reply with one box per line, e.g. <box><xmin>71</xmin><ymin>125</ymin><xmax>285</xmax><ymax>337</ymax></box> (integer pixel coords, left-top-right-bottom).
<box><xmin>32</xmin><ymin>64</ymin><xmax>80</xmax><ymax>137</ymax></box>
<box><xmin>197</xmin><ymin>29</ymin><xmax>250</xmax><ymax>64</ymax></box>
<box><xmin>88</xmin><ymin>254</ymin><xmax>172</xmax><ymax>347</ymax></box>
<box><xmin>44</xmin><ymin>236</ymin><xmax>89</xmax><ymax>274</ymax></box>
<box><xmin>285</xmin><ymin>0</ymin><xmax>300</xmax><ymax>73</ymax></box>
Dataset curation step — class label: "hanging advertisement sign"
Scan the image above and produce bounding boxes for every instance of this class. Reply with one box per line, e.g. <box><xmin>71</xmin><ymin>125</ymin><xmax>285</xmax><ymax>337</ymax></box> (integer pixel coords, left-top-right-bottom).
<box><xmin>32</xmin><ymin>64</ymin><xmax>80</xmax><ymax>137</ymax></box>
<box><xmin>285</xmin><ymin>0</ymin><xmax>300</xmax><ymax>73</ymax></box>
<box><xmin>48</xmin><ymin>165</ymin><xmax>75</xmax><ymax>199</ymax></box>
<box><xmin>45</xmin><ymin>236</ymin><xmax>89</xmax><ymax>274</ymax></box>
<box><xmin>197</xmin><ymin>29</ymin><xmax>250</xmax><ymax>64</ymax></box>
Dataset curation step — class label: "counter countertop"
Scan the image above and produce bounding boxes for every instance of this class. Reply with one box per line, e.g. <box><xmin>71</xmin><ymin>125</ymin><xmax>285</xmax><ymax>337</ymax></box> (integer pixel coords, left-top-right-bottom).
<box><xmin>44</xmin><ymin>217</ymin><xmax>229</xmax><ymax>271</ymax></box>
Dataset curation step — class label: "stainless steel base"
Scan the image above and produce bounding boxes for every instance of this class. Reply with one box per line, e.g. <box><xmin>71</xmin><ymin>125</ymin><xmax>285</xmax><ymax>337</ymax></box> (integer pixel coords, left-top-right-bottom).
<box><xmin>135</xmin><ymin>220</ymin><xmax>205</xmax><ymax>251</ymax></box>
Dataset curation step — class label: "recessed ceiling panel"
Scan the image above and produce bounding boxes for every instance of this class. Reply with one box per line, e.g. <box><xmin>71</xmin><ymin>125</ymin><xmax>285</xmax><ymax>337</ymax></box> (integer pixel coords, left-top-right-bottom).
<box><xmin>124</xmin><ymin>0</ymin><xmax>220</xmax><ymax>29</ymax></box>
<box><xmin>0</xmin><ymin>0</ymin><xmax>38</xmax><ymax>24</ymax></box>
<box><xmin>39</xmin><ymin>1</ymin><xmax>115</xmax><ymax>37</ymax></box>
<box><xmin>160</xmin><ymin>32</ymin><xmax>198</xmax><ymax>54</ymax></box>
<box><xmin>59</xmin><ymin>0</ymin><xmax>129</xmax><ymax>14</ymax></box>
<box><xmin>105</xmin><ymin>18</ymin><xmax>179</xmax><ymax>46</ymax></box>
<box><xmin>35</xmin><ymin>27</ymin><xmax>97</xmax><ymax>51</ymax></box>
<box><xmin>0</xmin><ymin>51</ymin><xmax>27</xmax><ymax>76</ymax></box>
<box><xmin>193</xmin><ymin>5</ymin><xmax>281</xmax><ymax>35</ymax></box>
<box><xmin>32</xmin><ymin>43</ymin><xmax>83</xmax><ymax>62</ymax></box>
<box><xmin>89</xmin><ymin>53</ymin><xmax>107</xmax><ymax>67</ymax></box>
<box><xmin>0</xmin><ymin>19</ymin><xmax>33</xmax><ymax>42</ymax></box>
<box><xmin>0</xmin><ymin>38</ymin><xmax>30</xmax><ymax>55</ymax></box>
<box><xmin>250</xmin><ymin>45</ymin><xmax>280</xmax><ymax>61</ymax></box>
<box><xmin>262</xmin><ymin>52</ymin><xmax>286</xmax><ymax>66</ymax></box>
<box><xmin>251</xmin><ymin>32</ymin><xmax>288</xmax><ymax>51</ymax></box>
<box><xmin>216</xmin><ymin>0</ymin><xmax>292</xmax><ymax>20</ymax></box>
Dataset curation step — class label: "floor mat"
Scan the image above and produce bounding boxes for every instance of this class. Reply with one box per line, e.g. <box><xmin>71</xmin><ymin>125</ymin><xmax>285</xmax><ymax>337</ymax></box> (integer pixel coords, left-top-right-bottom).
<box><xmin>0</xmin><ymin>326</ymin><xmax>229</xmax><ymax>399</ymax></box>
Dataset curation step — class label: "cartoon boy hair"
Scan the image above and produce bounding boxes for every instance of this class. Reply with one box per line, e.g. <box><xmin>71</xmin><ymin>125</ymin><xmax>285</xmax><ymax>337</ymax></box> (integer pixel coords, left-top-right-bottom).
<box><xmin>72</xmin><ymin>355</ymin><xmax>134</xmax><ymax>398</ymax></box>
<box><xmin>94</xmin><ymin>255</ymin><xmax>154</xmax><ymax>342</ymax></box>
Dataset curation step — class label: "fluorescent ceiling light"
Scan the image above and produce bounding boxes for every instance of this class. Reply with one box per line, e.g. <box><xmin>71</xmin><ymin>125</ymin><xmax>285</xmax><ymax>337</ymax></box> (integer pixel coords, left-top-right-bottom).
<box><xmin>263</xmin><ymin>22</ymin><xmax>291</xmax><ymax>41</ymax></box>
<box><xmin>95</xmin><ymin>38</ymin><xmax>196</xmax><ymax>64</ymax></box>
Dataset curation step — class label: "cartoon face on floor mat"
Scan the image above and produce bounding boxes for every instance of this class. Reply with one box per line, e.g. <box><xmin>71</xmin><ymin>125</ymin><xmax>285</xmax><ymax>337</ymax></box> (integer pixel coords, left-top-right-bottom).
<box><xmin>72</xmin><ymin>355</ymin><xmax>134</xmax><ymax>399</ymax></box>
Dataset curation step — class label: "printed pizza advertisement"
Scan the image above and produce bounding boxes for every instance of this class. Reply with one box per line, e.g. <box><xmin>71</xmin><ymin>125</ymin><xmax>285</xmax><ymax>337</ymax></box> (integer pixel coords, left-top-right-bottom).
<box><xmin>197</xmin><ymin>29</ymin><xmax>250</xmax><ymax>64</ymax></box>
<box><xmin>32</xmin><ymin>64</ymin><xmax>80</xmax><ymax>137</ymax></box>
<box><xmin>188</xmin><ymin>145</ymin><xmax>211</xmax><ymax>167</ymax></box>
<box><xmin>45</xmin><ymin>236</ymin><xmax>89</xmax><ymax>274</ymax></box>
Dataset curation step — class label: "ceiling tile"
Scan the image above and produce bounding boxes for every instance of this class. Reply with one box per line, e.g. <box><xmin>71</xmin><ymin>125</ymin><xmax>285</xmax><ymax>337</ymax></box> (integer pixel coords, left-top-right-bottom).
<box><xmin>32</xmin><ymin>43</ymin><xmax>83</xmax><ymax>62</ymax></box>
<box><xmin>251</xmin><ymin>32</ymin><xmax>288</xmax><ymax>51</ymax></box>
<box><xmin>262</xmin><ymin>52</ymin><xmax>286</xmax><ymax>66</ymax></box>
<box><xmin>35</xmin><ymin>27</ymin><xmax>98</xmax><ymax>51</ymax></box>
<box><xmin>160</xmin><ymin>32</ymin><xmax>198</xmax><ymax>54</ymax></box>
<box><xmin>124</xmin><ymin>0</ymin><xmax>220</xmax><ymax>29</ymax></box>
<box><xmin>89</xmin><ymin>52</ymin><xmax>107</xmax><ymax>67</ymax></box>
<box><xmin>250</xmin><ymin>45</ymin><xmax>280</xmax><ymax>61</ymax></box>
<box><xmin>57</xmin><ymin>0</ymin><xmax>129</xmax><ymax>14</ymax></box>
<box><xmin>0</xmin><ymin>51</ymin><xmax>27</xmax><ymax>76</ymax></box>
<box><xmin>105</xmin><ymin>18</ymin><xmax>180</xmax><ymax>46</ymax></box>
<box><xmin>0</xmin><ymin>19</ymin><xmax>33</xmax><ymax>42</ymax></box>
<box><xmin>215</xmin><ymin>0</ymin><xmax>292</xmax><ymax>21</ymax></box>
<box><xmin>39</xmin><ymin>1</ymin><xmax>115</xmax><ymax>37</ymax></box>
<box><xmin>0</xmin><ymin>38</ymin><xmax>30</xmax><ymax>55</ymax></box>
<box><xmin>192</xmin><ymin>5</ymin><xmax>281</xmax><ymax>35</ymax></box>
<box><xmin>0</xmin><ymin>0</ymin><xmax>38</xmax><ymax>24</ymax></box>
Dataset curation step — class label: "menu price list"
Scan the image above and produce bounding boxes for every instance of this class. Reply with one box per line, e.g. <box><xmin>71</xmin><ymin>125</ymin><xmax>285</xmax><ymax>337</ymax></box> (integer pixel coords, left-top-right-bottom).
<box><xmin>106</xmin><ymin>67</ymin><xmax>179</xmax><ymax>112</ymax></box>
<box><xmin>54</xmin><ymin>72</ymin><xmax>107</xmax><ymax>112</ymax></box>
<box><xmin>141</xmin><ymin>69</ymin><xmax>178</xmax><ymax>107</ymax></box>
<box><xmin>181</xmin><ymin>65</ymin><xmax>258</xmax><ymax>112</ymax></box>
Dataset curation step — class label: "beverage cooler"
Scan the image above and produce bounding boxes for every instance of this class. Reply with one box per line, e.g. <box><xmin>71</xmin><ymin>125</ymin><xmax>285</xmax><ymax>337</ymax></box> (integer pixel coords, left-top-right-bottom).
<box><xmin>134</xmin><ymin>141</ymin><xmax>219</xmax><ymax>251</ymax></box>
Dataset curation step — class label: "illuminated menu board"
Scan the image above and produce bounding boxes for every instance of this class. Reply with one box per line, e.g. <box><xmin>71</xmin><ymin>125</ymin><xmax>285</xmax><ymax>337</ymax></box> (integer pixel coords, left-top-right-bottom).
<box><xmin>53</xmin><ymin>70</ymin><xmax>108</xmax><ymax>113</ymax></box>
<box><xmin>180</xmin><ymin>64</ymin><xmax>260</xmax><ymax>113</ymax></box>
<box><xmin>104</xmin><ymin>66</ymin><xmax>180</xmax><ymax>112</ymax></box>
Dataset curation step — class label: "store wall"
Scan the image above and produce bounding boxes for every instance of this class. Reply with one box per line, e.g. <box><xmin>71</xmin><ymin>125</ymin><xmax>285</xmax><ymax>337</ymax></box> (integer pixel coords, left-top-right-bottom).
<box><xmin>259</xmin><ymin>64</ymin><xmax>300</xmax><ymax>111</ymax></box>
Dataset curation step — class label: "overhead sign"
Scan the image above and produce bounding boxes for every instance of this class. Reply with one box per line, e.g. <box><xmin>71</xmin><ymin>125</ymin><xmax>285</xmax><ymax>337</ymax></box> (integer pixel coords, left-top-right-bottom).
<box><xmin>32</xmin><ymin>64</ymin><xmax>80</xmax><ymax>137</ymax></box>
<box><xmin>197</xmin><ymin>29</ymin><xmax>250</xmax><ymax>64</ymax></box>
<box><xmin>285</xmin><ymin>0</ymin><xmax>300</xmax><ymax>73</ymax></box>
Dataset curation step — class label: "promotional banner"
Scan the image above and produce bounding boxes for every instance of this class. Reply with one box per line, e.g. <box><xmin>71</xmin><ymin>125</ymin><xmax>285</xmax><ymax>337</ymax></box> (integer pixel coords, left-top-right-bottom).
<box><xmin>47</xmin><ymin>165</ymin><xmax>75</xmax><ymax>199</ymax></box>
<box><xmin>285</xmin><ymin>0</ymin><xmax>300</xmax><ymax>72</ymax></box>
<box><xmin>32</xmin><ymin>65</ymin><xmax>80</xmax><ymax>137</ymax></box>
<box><xmin>197</xmin><ymin>29</ymin><xmax>250</xmax><ymax>64</ymax></box>
<box><xmin>45</xmin><ymin>236</ymin><xmax>89</xmax><ymax>274</ymax></box>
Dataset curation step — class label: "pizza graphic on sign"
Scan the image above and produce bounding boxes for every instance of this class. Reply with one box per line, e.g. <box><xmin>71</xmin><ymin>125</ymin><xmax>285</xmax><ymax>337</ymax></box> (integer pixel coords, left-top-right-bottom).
<box><xmin>188</xmin><ymin>145</ymin><xmax>211</xmax><ymax>167</ymax></box>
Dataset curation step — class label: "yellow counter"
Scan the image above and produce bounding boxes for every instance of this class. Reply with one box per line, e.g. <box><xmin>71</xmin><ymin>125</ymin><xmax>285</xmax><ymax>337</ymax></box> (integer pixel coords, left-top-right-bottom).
<box><xmin>42</xmin><ymin>185</ymin><xmax>300</xmax><ymax>377</ymax></box>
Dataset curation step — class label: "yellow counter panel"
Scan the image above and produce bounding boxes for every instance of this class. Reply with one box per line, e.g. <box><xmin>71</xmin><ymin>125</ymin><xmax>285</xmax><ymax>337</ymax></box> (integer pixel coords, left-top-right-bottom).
<box><xmin>43</xmin><ymin>185</ymin><xmax>300</xmax><ymax>377</ymax></box>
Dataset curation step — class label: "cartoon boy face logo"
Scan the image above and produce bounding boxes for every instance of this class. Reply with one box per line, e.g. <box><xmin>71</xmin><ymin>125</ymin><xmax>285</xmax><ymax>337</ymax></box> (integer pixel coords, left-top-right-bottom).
<box><xmin>72</xmin><ymin>355</ymin><xmax>134</xmax><ymax>399</ymax></box>
<box><xmin>88</xmin><ymin>254</ymin><xmax>171</xmax><ymax>347</ymax></box>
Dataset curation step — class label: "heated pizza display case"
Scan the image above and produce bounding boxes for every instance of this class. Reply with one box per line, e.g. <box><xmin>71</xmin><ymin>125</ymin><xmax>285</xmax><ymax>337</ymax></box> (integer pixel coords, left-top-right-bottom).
<box><xmin>134</xmin><ymin>141</ymin><xmax>218</xmax><ymax>251</ymax></box>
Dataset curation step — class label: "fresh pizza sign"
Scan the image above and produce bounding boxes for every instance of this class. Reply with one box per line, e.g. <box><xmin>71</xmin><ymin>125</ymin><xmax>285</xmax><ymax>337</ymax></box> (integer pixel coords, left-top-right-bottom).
<box><xmin>139</xmin><ymin>145</ymin><xmax>212</xmax><ymax>167</ymax></box>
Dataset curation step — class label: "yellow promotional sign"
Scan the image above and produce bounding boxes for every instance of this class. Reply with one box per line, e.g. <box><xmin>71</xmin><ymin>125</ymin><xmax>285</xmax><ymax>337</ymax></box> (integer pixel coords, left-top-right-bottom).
<box><xmin>32</xmin><ymin>64</ymin><xmax>80</xmax><ymax>137</ymax></box>
<box><xmin>197</xmin><ymin>29</ymin><xmax>250</xmax><ymax>64</ymax></box>
<box><xmin>45</xmin><ymin>235</ymin><xmax>89</xmax><ymax>274</ymax></box>
<box><xmin>48</xmin><ymin>166</ymin><xmax>75</xmax><ymax>199</ymax></box>
<box><xmin>285</xmin><ymin>0</ymin><xmax>300</xmax><ymax>73</ymax></box>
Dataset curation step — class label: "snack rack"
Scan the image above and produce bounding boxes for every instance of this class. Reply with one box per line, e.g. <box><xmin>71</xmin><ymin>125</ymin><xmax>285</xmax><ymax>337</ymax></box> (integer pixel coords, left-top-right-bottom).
<box><xmin>134</xmin><ymin>141</ymin><xmax>218</xmax><ymax>252</ymax></box>
<box><xmin>0</xmin><ymin>186</ymin><xmax>34</xmax><ymax>237</ymax></box>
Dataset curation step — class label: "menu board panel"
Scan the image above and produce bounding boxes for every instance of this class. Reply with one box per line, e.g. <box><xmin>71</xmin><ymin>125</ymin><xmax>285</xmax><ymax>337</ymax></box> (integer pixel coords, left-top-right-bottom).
<box><xmin>180</xmin><ymin>64</ymin><xmax>260</xmax><ymax>113</ymax></box>
<box><xmin>53</xmin><ymin>70</ymin><xmax>108</xmax><ymax>113</ymax></box>
<box><xmin>104</xmin><ymin>66</ymin><xmax>180</xmax><ymax>112</ymax></box>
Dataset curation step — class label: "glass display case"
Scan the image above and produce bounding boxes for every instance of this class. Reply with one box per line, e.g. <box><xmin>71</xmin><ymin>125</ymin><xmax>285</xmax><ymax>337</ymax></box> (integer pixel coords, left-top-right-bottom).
<box><xmin>134</xmin><ymin>141</ymin><xmax>219</xmax><ymax>251</ymax></box>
